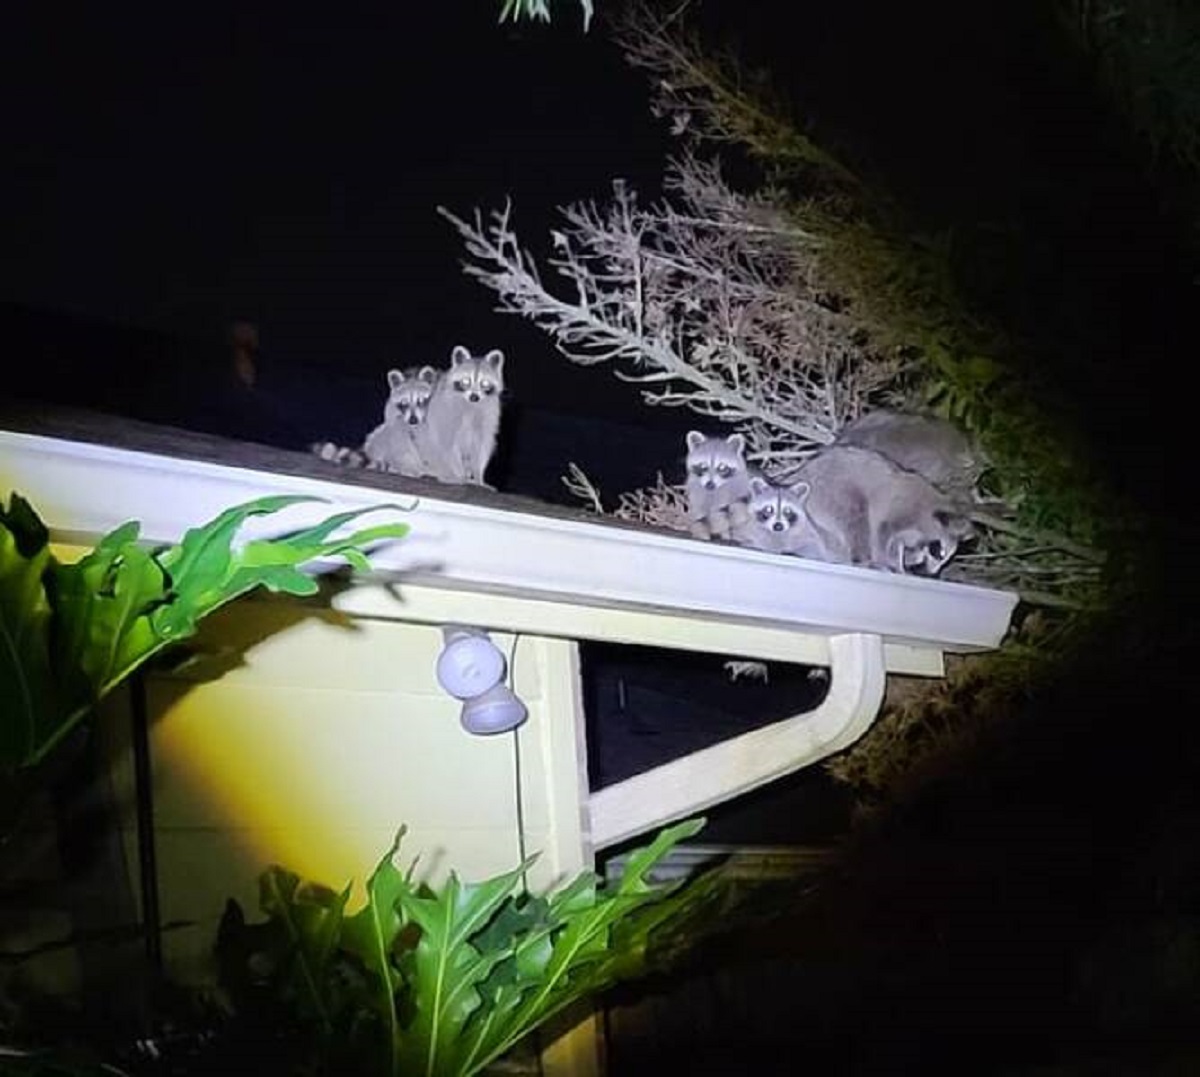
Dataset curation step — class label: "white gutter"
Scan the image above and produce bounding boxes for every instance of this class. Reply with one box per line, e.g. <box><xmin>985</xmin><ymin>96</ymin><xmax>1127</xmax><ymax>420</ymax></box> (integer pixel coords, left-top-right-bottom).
<box><xmin>0</xmin><ymin>429</ymin><xmax>1017</xmax><ymax>655</ymax></box>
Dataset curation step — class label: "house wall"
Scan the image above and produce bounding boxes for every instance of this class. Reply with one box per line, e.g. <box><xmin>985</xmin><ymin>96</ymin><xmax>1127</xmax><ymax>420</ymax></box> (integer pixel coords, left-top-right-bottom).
<box><xmin>100</xmin><ymin>593</ymin><xmax>592</xmax><ymax>988</ymax></box>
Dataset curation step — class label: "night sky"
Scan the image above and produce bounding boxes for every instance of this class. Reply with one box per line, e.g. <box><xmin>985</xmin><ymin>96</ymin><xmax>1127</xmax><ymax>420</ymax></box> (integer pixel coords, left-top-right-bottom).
<box><xmin>3</xmin><ymin>0</ymin><xmax>1192</xmax><ymax>589</ymax></box>
<box><xmin>3</xmin><ymin>6</ymin><xmax>676</xmax><ymax>429</ymax></box>
<box><xmin>4</xmin><ymin>1</ymin><xmax>1188</xmax><ymax>495</ymax></box>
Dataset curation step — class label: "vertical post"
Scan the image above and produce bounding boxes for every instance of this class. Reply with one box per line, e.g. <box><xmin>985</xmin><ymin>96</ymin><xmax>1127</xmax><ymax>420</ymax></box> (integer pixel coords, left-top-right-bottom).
<box><xmin>521</xmin><ymin>638</ymin><xmax>604</xmax><ymax>1077</ymax></box>
<box><xmin>129</xmin><ymin>671</ymin><xmax>163</xmax><ymax>977</ymax></box>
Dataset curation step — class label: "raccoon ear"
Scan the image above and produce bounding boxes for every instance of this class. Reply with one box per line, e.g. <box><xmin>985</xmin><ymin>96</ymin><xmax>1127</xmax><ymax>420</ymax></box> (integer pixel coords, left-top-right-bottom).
<box><xmin>450</xmin><ymin>345</ymin><xmax>471</xmax><ymax>366</ymax></box>
<box><xmin>386</xmin><ymin>368</ymin><xmax>405</xmax><ymax>390</ymax></box>
<box><xmin>418</xmin><ymin>365</ymin><xmax>437</xmax><ymax>380</ymax></box>
<box><xmin>934</xmin><ymin>509</ymin><xmax>973</xmax><ymax>537</ymax></box>
<box><xmin>727</xmin><ymin>433</ymin><xmax>745</xmax><ymax>454</ymax></box>
<box><xmin>749</xmin><ymin>476</ymin><xmax>770</xmax><ymax>494</ymax></box>
<box><xmin>483</xmin><ymin>349</ymin><xmax>504</xmax><ymax>372</ymax></box>
<box><xmin>685</xmin><ymin>430</ymin><xmax>706</xmax><ymax>452</ymax></box>
<box><xmin>790</xmin><ymin>480</ymin><xmax>811</xmax><ymax>504</ymax></box>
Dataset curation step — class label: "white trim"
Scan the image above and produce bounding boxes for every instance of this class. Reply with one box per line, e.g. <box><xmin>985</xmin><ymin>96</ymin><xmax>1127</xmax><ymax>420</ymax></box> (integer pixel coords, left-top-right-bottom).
<box><xmin>587</xmin><ymin>633</ymin><xmax>887</xmax><ymax>849</ymax></box>
<box><xmin>334</xmin><ymin>582</ymin><xmax>945</xmax><ymax>676</ymax></box>
<box><xmin>0</xmin><ymin>430</ymin><xmax>1017</xmax><ymax>656</ymax></box>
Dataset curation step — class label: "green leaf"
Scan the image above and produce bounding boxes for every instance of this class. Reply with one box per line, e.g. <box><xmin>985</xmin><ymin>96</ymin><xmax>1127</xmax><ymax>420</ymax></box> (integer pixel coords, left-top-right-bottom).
<box><xmin>152</xmin><ymin>496</ymin><xmax>321</xmax><ymax>639</ymax></box>
<box><xmin>339</xmin><ymin>828</ymin><xmax>414</xmax><ymax>1076</ymax></box>
<box><xmin>395</xmin><ymin>859</ymin><xmax>534</xmax><ymax>1077</ymax></box>
<box><xmin>50</xmin><ymin>528</ymin><xmax>167</xmax><ymax>696</ymax></box>
<box><xmin>455</xmin><ymin>819</ymin><xmax>708</xmax><ymax>1076</ymax></box>
<box><xmin>259</xmin><ymin>867</ymin><xmax>351</xmax><ymax>1031</ymax></box>
<box><xmin>0</xmin><ymin>500</ymin><xmax>58</xmax><ymax>768</ymax></box>
<box><xmin>2</xmin><ymin>493</ymin><xmax>409</xmax><ymax>770</ymax></box>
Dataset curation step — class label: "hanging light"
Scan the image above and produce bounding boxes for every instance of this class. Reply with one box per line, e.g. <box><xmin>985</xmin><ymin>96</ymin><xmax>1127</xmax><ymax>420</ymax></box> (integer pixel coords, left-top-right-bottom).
<box><xmin>459</xmin><ymin>682</ymin><xmax>528</xmax><ymax>736</ymax></box>
<box><xmin>435</xmin><ymin>626</ymin><xmax>528</xmax><ymax>735</ymax></box>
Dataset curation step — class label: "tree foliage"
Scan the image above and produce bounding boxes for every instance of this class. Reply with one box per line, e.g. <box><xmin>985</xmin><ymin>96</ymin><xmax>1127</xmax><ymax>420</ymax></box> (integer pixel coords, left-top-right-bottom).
<box><xmin>441</xmin><ymin>5</ymin><xmax>1110</xmax><ymax>606</ymax></box>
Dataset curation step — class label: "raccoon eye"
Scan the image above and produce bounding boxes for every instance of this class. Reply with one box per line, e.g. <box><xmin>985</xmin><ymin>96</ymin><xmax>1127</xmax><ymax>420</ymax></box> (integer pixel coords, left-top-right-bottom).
<box><xmin>455</xmin><ymin>379</ymin><xmax>469</xmax><ymax>391</ymax></box>
<box><xmin>480</xmin><ymin>380</ymin><xmax>495</xmax><ymax>394</ymax></box>
<box><xmin>690</xmin><ymin>465</ymin><xmax>708</xmax><ymax>476</ymax></box>
<box><xmin>756</xmin><ymin>507</ymin><xmax>774</xmax><ymax>522</ymax></box>
<box><xmin>782</xmin><ymin>508</ymin><xmax>797</xmax><ymax>523</ymax></box>
<box><xmin>716</xmin><ymin>464</ymin><xmax>733</xmax><ymax>477</ymax></box>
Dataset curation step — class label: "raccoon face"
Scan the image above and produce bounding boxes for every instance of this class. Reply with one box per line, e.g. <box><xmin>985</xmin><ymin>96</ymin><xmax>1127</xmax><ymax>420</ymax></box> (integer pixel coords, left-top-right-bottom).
<box><xmin>747</xmin><ymin>477</ymin><xmax>810</xmax><ymax>535</ymax></box>
<box><xmin>685</xmin><ymin>431</ymin><xmax>747</xmax><ymax>492</ymax></box>
<box><xmin>890</xmin><ymin>510</ymin><xmax>973</xmax><ymax>575</ymax></box>
<box><xmin>385</xmin><ymin>366</ymin><xmax>439</xmax><ymax>426</ymax></box>
<box><xmin>448</xmin><ymin>346</ymin><xmax>504</xmax><ymax>405</ymax></box>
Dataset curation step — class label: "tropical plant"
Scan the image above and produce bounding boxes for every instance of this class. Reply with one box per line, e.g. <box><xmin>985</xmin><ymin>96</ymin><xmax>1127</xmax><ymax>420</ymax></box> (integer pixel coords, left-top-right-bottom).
<box><xmin>0</xmin><ymin>493</ymin><xmax>409</xmax><ymax>774</ymax></box>
<box><xmin>1</xmin><ymin>492</ymin><xmax>413</xmax><ymax>1071</ymax></box>
<box><xmin>217</xmin><ymin>818</ymin><xmax>724</xmax><ymax>1077</ymax></box>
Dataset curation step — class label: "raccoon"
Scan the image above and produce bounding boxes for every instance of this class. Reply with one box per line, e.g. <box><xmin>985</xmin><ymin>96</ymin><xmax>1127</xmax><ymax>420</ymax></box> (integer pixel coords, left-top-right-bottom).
<box><xmin>885</xmin><ymin>527</ymin><xmax>961</xmax><ymax>576</ymax></box>
<box><xmin>363</xmin><ymin>366</ymin><xmax>440</xmax><ymax>476</ymax></box>
<box><xmin>731</xmin><ymin>476</ymin><xmax>846</xmax><ymax>559</ymax></box>
<box><xmin>794</xmin><ymin>445</ymin><xmax>972</xmax><ymax>574</ymax></box>
<box><xmin>425</xmin><ymin>345</ymin><xmax>504</xmax><ymax>485</ymax></box>
<box><xmin>833</xmin><ymin>410</ymin><xmax>986</xmax><ymax>502</ymax></box>
<box><xmin>684</xmin><ymin>431</ymin><xmax>754</xmax><ymax>539</ymax></box>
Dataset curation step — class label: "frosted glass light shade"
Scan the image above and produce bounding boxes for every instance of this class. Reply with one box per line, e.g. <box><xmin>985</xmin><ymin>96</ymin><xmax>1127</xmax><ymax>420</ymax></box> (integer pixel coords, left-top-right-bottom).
<box><xmin>436</xmin><ymin>629</ymin><xmax>506</xmax><ymax>700</ymax></box>
<box><xmin>460</xmin><ymin>683</ymin><xmax>529</xmax><ymax>735</ymax></box>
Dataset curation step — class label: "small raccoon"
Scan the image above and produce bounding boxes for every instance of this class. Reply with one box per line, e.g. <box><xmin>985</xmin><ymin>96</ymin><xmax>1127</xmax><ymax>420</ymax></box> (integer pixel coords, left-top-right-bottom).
<box><xmin>684</xmin><ymin>430</ymin><xmax>754</xmax><ymax>539</ymax></box>
<box><xmin>732</xmin><ymin>476</ymin><xmax>848</xmax><ymax>560</ymax></box>
<box><xmin>363</xmin><ymin>366</ymin><xmax>440</xmax><ymax>476</ymax></box>
<box><xmin>425</xmin><ymin>345</ymin><xmax>504</xmax><ymax>485</ymax></box>
<box><xmin>834</xmin><ymin>410</ymin><xmax>986</xmax><ymax>501</ymax></box>
<box><xmin>795</xmin><ymin>445</ymin><xmax>972</xmax><ymax>574</ymax></box>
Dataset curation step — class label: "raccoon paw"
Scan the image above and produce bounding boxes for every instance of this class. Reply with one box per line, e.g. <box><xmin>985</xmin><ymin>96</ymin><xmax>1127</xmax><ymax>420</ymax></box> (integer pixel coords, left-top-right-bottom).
<box><xmin>726</xmin><ymin>501</ymin><xmax>751</xmax><ymax>527</ymax></box>
<box><xmin>707</xmin><ymin>512</ymin><xmax>734</xmax><ymax>539</ymax></box>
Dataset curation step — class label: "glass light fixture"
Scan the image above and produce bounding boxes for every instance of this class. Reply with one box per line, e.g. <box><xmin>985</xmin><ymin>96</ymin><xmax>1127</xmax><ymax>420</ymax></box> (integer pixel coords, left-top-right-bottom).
<box><xmin>459</xmin><ymin>682</ymin><xmax>528</xmax><ymax>735</ymax></box>
<box><xmin>435</xmin><ymin>626</ymin><xmax>528</xmax><ymax>735</ymax></box>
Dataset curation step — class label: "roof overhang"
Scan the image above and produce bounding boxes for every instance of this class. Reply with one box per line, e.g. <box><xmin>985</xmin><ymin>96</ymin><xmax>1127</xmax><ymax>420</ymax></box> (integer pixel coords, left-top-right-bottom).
<box><xmin>0</xmin><ymin>426</ymin><xmax>1017</xmax><ymax>659</ymax></box>
<box><xmin>1</xmin><ymin>416</ymin><xmax>1020</xmax><ymax>848</ymax></box>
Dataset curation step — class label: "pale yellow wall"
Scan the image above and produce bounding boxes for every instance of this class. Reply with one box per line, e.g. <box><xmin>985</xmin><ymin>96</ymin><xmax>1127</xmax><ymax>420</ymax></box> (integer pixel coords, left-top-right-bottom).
<box><xmin>101</xmin><ymin>594</ymin><xmax>591</xmax><ymax>986</ymax></box>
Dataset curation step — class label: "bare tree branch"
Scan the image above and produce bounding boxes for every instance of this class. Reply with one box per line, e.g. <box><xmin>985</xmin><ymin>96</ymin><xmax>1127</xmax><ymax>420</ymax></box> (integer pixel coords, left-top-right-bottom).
<box><xmin>439</xmin><ymin>157</ymin><xmax>906</xmax><ymax>474</ymax></box>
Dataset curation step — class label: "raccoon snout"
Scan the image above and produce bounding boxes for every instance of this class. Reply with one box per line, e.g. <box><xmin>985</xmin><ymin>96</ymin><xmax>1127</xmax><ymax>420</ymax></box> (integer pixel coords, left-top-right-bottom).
<box><xmin>703</xmin><ymin>479</ymin><xmax>716</xmax><ymax>490</ymax></box>
<box><xmin>468</xmin><ymin>391</ymin><xmax>481</xmax><ymax>402</ymax></box>
<box><xmin>407</xmin><ymin>414</ymin><xmax>420</xmax><ymax>425</ymax></box>
<box><xmin>771</xmin><ymin>521</ymin><xmax>785</xmax><ymax>532</ymax></box>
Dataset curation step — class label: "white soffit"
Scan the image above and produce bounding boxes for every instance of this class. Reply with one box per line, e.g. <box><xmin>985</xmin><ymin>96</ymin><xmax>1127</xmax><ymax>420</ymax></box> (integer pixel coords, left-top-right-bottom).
<box><xmin>0</xmin><ymin>429</ymin><xmax>1018</xmax><ymax>654</ymax></box>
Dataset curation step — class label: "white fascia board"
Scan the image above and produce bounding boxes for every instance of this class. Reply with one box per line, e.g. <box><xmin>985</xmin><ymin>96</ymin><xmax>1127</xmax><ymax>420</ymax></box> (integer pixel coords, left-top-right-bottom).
<box><xmin>0</xmin><ymin>429</ymin><xmax>1017</xmax><ymax>653</ymax></box>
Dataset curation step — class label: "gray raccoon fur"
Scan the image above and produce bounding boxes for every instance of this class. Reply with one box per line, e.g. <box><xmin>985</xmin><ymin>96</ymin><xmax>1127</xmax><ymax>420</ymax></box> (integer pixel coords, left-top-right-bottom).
<box><xmin>794</xmin><ymin>445</ymin><xmax>972</xmax><ymax>573</ymax></box>
<box><xmin>311</xmin><ymin>440</ymin><xmax>371</xmax><ymax>469</ymax></box>
<box><xmin>425</xmin><ymin>345</ymin><xmax>504</xmax><ymax>485</ymax></box>
<box><xmin>833</xmin><ymin>410</ymin><xmax>985</xmax><ymax>501</ymax></box>
<box><xmin>684</xmin><ymin>431</ymin><xmax>754</xmax><ymax>539</ymax></box>
<box><xmin>731</xmin><ymin>476</ymin><xmax>847</xmax><ymax>559</ymax></box>
<box><xmin>363</xmin><ymin>365</ymin><xmax>440</xmax><ymax>476</ymax></box>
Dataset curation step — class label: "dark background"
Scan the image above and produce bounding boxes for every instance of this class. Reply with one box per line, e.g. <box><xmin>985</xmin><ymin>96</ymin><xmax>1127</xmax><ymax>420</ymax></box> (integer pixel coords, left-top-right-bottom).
<box><xmin>6</xmin><ymin>2</ymin><xmax>1188</xmax><ymax>493</ymax></box>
